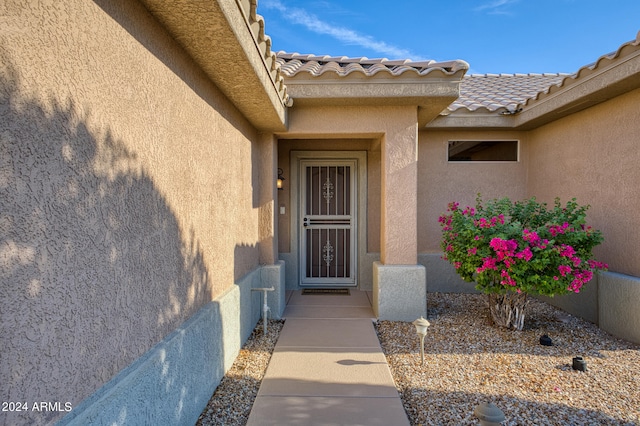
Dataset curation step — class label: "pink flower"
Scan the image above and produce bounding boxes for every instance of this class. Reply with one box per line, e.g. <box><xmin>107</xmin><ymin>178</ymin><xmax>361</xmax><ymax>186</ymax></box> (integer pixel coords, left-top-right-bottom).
<box><xmin>574</xmin><ymin>270</ymin><xmax>593</xmax><ymax>282</ymax></box>
<box><xmin>558</xmin><ymin>244</ymin><xmax>576</xmax><ymax>258</ymax></box>
<box><xmin>523</xmin><ymin>229</ymin><xmax>541</xmax><ymax>246</ymax></box>
<box><xmin>489</xmin><ymin>238</ymin><xmax>518</xmax><ymax>260</ymax></box>
<box><xmin>558</xmin><ymin>264</ymin><xmax>572</xmax><ymax>277</ymax></box>
<box><xmin>568</xmin><ymin>280</ymin><xmax>583</xmax><ymax>293</ymax></box>
<box><xmin>468</xmin><ymin>247</ymin><xmax>477</xmax><ymax>255</ymax></box>
<box><xmin>477</xmin><ymin>257</ymin><xmax>498</xmax><ymax>273</ymax></box>
<box><xmin>588</xmin><ymin>259</ymin><xmax>609</xmax><ymax>270</ymax></box>
<box><xmin>516</xmin><ymin>247</ymin><xmax>533</xmax><ymax>262</ymax></box>
<box><xmin>476</xmin><ymin>218</ymin><xmax>490</xmax><ymax>228</ymax></box>
<box><xmin>454</xmin><ymin>262</ymin><xmax>462</xmax><ymax>269</ymax></box>
<box><xmin>489</xmin><ymin>238</ymin><xmax>512</xmax><ymax>252</ymax></box>
<box><xmin>550</xmin><ymin>222</ymin><xmax>571</xmax><ymax>236</ymax></box>
<box><xmin>567</xmin><ymin>270</ymin><xmax>594</xmax><ymax>293</ymax></box>
<box><xmin>500</xmin><ymin>270</ymin><xmax>517</xmax><ymax>286</ymax></box>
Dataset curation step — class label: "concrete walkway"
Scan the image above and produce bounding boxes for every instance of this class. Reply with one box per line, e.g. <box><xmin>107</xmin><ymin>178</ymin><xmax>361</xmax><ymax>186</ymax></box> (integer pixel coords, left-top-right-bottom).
<box><xmin>246</xmin><ymin>290</ymin><xmax>410</xmax><ymax>426</ymax></box>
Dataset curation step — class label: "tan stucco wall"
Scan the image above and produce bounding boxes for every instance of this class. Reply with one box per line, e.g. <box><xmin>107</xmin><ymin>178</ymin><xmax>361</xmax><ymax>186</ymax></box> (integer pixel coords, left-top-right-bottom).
<box><xmin>285</xmin><ymin>105</ymin><xmax>420</xmax><ymax>264</ymax></box>
<box><xmin>527</xmin><ymin>88</ymin><xmax>640</xmax><ymax>277</ymax></box>
<box><xmin>1</xmin><ymin>0</ymin><xmax>267</xmax><ymax>420</ymax></box>
<box><xmin>277</xmin><ymin>139</ymin><xmax>381</xmax><ymax>254</ymax></box>
<box><xmin>418</xmin><ymin>130</ymin><xmax>528</xmax><ymax>252</ymax></box>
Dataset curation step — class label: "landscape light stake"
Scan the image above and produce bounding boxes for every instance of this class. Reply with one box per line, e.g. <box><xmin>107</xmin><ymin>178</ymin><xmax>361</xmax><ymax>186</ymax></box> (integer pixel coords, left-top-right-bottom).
<box><xmin>474</xmin><ymin>402</ymin><xmax>506</xmax><ymax>426</ymax></box>
<box><xmin>412</xmin><ymin>317</ymin><xmax>430</xmax><ymax>365</ymax></box>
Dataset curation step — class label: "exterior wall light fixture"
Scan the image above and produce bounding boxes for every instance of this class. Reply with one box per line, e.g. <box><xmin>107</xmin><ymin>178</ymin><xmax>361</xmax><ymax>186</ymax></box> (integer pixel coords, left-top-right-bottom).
<box><xmin>277</xmin><ymin>168</ymin><xmax>285</xmax><ymax>190</ymax></box>
<box><xmin>412</xmin><ymin>317</ymin><xmax>430</xmax><ymax>365</ymax></box>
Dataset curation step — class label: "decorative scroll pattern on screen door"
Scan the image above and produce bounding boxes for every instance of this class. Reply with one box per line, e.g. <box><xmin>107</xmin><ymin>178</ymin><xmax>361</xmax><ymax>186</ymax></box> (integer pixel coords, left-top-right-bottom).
<box><xmin>302</xmin><ymin>165</ymin><xmax>354</xmax><ymax>284</ymax></box>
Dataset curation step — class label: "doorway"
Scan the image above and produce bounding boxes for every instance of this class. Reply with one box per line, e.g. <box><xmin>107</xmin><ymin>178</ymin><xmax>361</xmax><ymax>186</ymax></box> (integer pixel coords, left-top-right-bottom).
<box><xmin>299</xmin><ymin>159</ymin><xmax>357</xmax><ymax>287</ymax></box>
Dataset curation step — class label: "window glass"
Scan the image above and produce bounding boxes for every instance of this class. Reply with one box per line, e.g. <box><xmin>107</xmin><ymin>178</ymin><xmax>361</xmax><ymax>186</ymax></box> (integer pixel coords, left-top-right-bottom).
<box><xmin>448</xmin><ymin>140</ymin><xmax>518</xmax><ymax>162</ymax></box>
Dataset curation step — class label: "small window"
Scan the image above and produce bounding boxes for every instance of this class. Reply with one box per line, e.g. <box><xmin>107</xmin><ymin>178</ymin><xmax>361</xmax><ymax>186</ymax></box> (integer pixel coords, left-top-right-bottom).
<box><xmin>448</xmin><ymin>140</ymin><xmax>518</xmax><ymax>162</ymax></box>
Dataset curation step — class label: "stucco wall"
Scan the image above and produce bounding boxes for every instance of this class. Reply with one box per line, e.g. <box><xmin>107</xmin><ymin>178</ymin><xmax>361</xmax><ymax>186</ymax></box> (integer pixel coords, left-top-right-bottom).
<box><xmin>418</xmin><ymin>92</ymin><xmax>640</xmax><ymax>342</ymax></box>
<box><xmin>277</xmin><ymin>139</ymin><xmax>380</xmax><ymax>254</ymax></box>
<box><xmin>527</xmin><ymin>88</ymin><xmax>640</xmax><ymax>278</ymax></box>
<box><xmin>286</xmin><ymin>105</ymin><xmax>422</xmax><ymax>266</ymax></box>
<box><xmin>417</xmin><ymin>130</ymin><xmax>528</xmax><ymax>253</ymax></box>
<box><xmin>1</xmin><ymin>1</ymin><xmax>265</xmax><ymax>424</ymax></box>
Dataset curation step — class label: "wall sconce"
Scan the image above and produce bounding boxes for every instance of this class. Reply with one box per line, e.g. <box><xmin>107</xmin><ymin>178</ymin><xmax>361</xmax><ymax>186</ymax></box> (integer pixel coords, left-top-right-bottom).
<box><xmin>277</xmin><ymin>168</ymin><xmax>285</xmax><ymax>190</ymax></box>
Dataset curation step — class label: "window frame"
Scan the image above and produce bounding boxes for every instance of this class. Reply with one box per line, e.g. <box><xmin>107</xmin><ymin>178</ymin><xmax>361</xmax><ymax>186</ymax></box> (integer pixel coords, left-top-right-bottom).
<box><xmin>446</xmin><ymin>139</ymin><xmax>520</xmax><ymax>163</ymax></box>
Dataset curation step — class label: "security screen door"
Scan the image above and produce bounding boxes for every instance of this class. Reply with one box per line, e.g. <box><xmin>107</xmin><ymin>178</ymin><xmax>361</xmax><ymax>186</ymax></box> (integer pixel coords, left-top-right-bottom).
<box><xmin>300</xmin><ymin>160</ymin><xmax>357</xmax><ymax>286</ymax></box>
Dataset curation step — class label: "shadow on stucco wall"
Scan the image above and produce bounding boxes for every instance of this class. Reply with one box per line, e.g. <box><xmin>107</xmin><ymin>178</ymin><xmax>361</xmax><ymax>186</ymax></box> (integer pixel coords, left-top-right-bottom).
<box><xmin>0</xmin><ymin>59</ymin><xmax>217</xmax><ymax>425</ymax></box>
<box><xmin>92</xmin><ymin>0</ymin><xmax>257</xmax><ymax>142</ymax></box>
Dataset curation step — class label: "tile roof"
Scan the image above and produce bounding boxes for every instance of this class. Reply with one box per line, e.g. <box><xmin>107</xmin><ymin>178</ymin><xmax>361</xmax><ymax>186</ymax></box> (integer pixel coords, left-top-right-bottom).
<box><xmin>522</xmin><ymin>31</ymin><xmax>640</xmax><ymax>109</ymax></box>
<box><xmin>274</xmin><ymin>53</ymin><xmax>571</xmax><ymax>115</ymax></box>
<box><xmin>273</xmin><ymin>32</ymin><xmax>640</xmax><ymax>118</ymax></box>
<box><xmin>276</xmin><ymin>52</ymin><xmax>469</xmax><ymax>78</ymax></box>
<box><xmin>244</xmin><ymin>1</ymin><xmax>290</xmax><ymax>105</ymax></box>
<box><xmin>452</xmin><ymin>31</ymin><xmax>640</xmax><ymax>115</ymax></box>
<box><xmin>447</xmin><ymin>73</ymin><xmax>570</xmax><ymax>114</ymax></box>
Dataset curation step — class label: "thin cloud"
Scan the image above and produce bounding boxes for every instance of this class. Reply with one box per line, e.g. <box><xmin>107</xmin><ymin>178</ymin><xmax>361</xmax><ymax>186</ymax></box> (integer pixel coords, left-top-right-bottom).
<box><xmin>475</xmin><ymin>0</ymin><xmax>519</xmax><ymax>14</ymax></box>
<box><xmin>262</xmin><ymin>0</ymin><xmax>421</xmax><ymax>59</ymax></box>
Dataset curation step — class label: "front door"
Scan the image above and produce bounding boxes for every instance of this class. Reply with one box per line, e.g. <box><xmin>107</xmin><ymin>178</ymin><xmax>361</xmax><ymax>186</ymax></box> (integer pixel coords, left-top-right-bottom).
<box><xmin>299</xmin><ymin>160</ymin><xmax>357</xmax><ymax>286</ymax></box>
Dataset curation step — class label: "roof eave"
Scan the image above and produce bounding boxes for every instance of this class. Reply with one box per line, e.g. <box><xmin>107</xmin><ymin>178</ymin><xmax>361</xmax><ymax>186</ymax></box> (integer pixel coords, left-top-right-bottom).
<box><xmin>426</xmin><ymin>112</ymin><xmax>516</xmax><ymax>129</ymax></box>
<box><xmin>432</xmin><ymin>36</ymin><xmax>640</xmax><ymax>130</ymax></box>
<box><xmin>284</xmin><ymin>76</ymin><xmax>464</xmax><ymax>126</ymax></box>
<box><xmin>427</xmin><ymin>53</ymin><xmax>640</xmax><ymax>130</ymax></box>
<box><xmin>514</xmin><ymin>49</ymin><xmax>640</xmax><ymax>130</ymax></box>
<box><xmin>138</xmin><ymin>0</ymin><xmax>288</xmax><ymax>132</ymax></box>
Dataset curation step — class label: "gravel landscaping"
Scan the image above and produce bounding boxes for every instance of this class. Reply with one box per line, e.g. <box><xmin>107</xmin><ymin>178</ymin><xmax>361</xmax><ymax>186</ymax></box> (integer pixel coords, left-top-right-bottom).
<box><xmin>196</xmin><ymin>293</ymin><xmax>639</xmax><ymax>425</ymax></box>
<box><xmin>377</xmin><ymin>293</ymin><xmax>640</xmax><ymax>425</ymax></box>
<box><xmin>196</xmin><ymin>320</ymin><xmax>284</xmax><ymax>426</ymax></box>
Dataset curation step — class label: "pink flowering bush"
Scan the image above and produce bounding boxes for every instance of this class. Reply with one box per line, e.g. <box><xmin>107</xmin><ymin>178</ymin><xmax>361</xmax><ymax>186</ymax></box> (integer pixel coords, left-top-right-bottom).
<box><xmin>440</xmin><ymin>196</ymin><xmax>607</xmax><ymax>297</ymax></box>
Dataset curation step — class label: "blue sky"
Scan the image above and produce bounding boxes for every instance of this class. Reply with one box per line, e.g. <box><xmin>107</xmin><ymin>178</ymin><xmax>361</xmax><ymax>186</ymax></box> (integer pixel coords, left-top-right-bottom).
<box><xmin>257</xmin><ymin>0</ymin><xmax>640</xmax><ymax>74</ymax></box>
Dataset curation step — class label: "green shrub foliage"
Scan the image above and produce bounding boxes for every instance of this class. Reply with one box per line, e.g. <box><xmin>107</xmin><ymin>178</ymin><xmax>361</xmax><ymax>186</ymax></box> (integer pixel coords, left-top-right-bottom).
<box><xmin>439</xmin><ymin>196</ymin><xmax>607</xmax><ymax>297</ymax></box>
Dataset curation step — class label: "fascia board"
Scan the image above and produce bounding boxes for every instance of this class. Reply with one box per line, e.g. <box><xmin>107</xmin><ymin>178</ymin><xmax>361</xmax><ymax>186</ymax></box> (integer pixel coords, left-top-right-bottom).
<box><xmin>285</xmin><ymin>80</ymin><xmax>460</xmax><ymax>125</ymax></box>
<box><xmin>425</xmin><ymin>114</ymin><xmax>516</xmax><ymax>129</ymax></box>
<box><xmin>285</xmin><ymin>79</ymin><xmax>458</xmax><ymax>104</ymax></box>
<box><xmin>513</xmin><ymin>51</ymin><xmax>640</xmax><ymax>130</ymax></box>
<box><xmin>138</xmin><ymin>0</ymin><xmax>287</xmax><ymax>131</ymax></box>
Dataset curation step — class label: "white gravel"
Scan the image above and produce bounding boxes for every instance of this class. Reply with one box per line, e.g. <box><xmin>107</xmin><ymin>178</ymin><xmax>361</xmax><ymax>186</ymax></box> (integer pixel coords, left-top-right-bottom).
<box><xmin>196</xmin><ymin>294</ymin><xmax>639</xmax><ymax>425</ymax></box>
<box><xmin>196</xmin><ymin>320</ymin><xmax>284</xmax><ymax>426</ymax></box>
<box><xmin>376</xmin><ymin>293</ymin><xmax>640</xmax><ymax>426</ymax></box>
